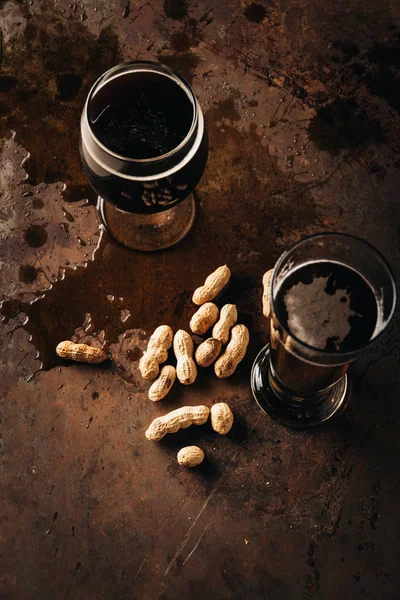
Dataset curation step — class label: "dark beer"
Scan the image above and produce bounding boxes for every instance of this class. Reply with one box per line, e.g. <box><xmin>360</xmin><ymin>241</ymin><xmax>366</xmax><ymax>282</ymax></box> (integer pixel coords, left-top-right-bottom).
<box><xmin>270</xmin><ymin>261</ymin><xmax>379</xmax><ymax>395</ymax></box>
<box><xmin>80</xmin><ymin>69</ymin><xmax>208</xmax><ymax>214</ymax></box>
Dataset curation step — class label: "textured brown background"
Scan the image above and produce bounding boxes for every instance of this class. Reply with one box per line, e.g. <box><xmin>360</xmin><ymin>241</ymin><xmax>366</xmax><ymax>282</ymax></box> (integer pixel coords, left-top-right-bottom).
<box><xmin>1</xmin><ymin>0</ymin><xmax>399</xmax><ymax>598</ymax></box>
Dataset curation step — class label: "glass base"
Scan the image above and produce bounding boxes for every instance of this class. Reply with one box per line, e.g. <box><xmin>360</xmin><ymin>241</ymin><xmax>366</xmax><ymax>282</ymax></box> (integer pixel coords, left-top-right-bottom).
<box><xmin>98</xmin><ymin>195</ymin><xmax>196</xmax><ymax>251</ymax></box>
<box><xmin>251</xmin><ymin>344</ymin><xmax>350</xmax><ymax>428</ymax></box>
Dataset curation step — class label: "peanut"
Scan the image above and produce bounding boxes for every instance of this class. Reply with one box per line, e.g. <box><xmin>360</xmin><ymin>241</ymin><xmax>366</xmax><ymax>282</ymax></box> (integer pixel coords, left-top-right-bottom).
<box><xmin>56</xmin><ymin>341</ymin><xmax>107</xmax><ymax>364</ymax></box>
<box><xmin>211</xmin><ymin>402</ymin><xmax>234</xmax><ymax>435</ymax></box>
<box><xmin>177</xmin><ymin>446</ymin><xmax>205</xmax><ymax>467</ymax></box>
<box><xmin>195</xmin><ymin>338</ymin><xmax>222</xmax><ymax>367</ymax></box>
<box><xmin>214</xmin><ymin>324</ymin><xmax>250</xmax><ymax>378</ymax></box>
<box><xmin>192</xmin><ymin>265</ymin><xmax>231</xmax><ymax>305</ymax></box>
<box><xmin>139</xmin><ymin>325</ymin><xmax>173</xmax><ymax>380</ymax></box>
<box><xmin>145</xmin><ymin>405</ymin><xmax>210</xmax><ymax>441</ymax></box>
<box><xmin>262</xmin><ymin>269</ymin><xmax>274</xmax><ymax>319</ymax></box>
<box><xmin>212</xmin><ymin>304</ymin><xmax>238</xmax><ymax>345</ymax></box>
<box><xmin>173</xmin><ymin>329</ymin><xmax>197</xmax><ymax>385</ymax></box>
<box><xmin>270</xmin><ymin>320</ymin><xmax>280</xmax><ymax>350</ymax></box>
<box><xmin>148</xmin><ymin>365</ymin><xmax>176</xmax><ymax>402</ymax></box>
<box><xmin>190</xmin><ymin>302</ymin><xmax>219</xmax><ymax>335</ymax></box>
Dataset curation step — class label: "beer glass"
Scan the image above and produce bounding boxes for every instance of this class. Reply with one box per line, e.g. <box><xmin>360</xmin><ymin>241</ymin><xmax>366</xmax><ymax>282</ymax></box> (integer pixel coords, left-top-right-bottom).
<box><xmin>251</xmin><ymin>233</ymin><xmax>397</xmax><ymax>427</ymax></box>
<box><xmin>80</xmin><ymin>61</ymin><xmax>208</xmax><ymax>251</ymax></box>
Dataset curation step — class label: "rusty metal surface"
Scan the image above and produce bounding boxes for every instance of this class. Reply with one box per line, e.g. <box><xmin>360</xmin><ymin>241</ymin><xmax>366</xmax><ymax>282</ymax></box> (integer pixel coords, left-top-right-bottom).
<box><xmin>1</xmin><ymin>0</ymin><xmax>400</xmax><ymax>598</ymax></box>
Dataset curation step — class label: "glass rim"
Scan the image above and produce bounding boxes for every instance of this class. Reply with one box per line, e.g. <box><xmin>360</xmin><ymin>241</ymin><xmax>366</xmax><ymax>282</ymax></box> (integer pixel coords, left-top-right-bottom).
<box><xmin>271</xmin><ymin>232</ymin><xmax>397</xmax><ymax>358</ymax></box>
<box><xmin>84</xmin><ymin>60</ymin><xmax>198</xmax><ymax>164</ymax></box>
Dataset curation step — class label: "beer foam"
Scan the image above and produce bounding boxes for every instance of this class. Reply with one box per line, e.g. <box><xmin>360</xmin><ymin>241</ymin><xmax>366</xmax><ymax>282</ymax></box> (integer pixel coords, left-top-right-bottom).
<box><xmin>283</xmin><ymin>276</ymin><xmax>355</xmax><ymax>350</ymax></box>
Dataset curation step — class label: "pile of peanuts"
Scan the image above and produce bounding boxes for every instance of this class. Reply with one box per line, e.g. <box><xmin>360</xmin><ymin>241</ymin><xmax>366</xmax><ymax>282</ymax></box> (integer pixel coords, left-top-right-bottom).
<box><xmin>140</xmin><ymin>265</ymin><xmax>249</xmax><ymax>399</ymax></box>
<box><xmin>140</xmin><ymin>264</ymin><xmax>249</xmax><ymax>467</ymax></box>
<box><xmin>55</xmin><ymin>265</ymin><xmax>250</xmax><ymax>468</ymax></box>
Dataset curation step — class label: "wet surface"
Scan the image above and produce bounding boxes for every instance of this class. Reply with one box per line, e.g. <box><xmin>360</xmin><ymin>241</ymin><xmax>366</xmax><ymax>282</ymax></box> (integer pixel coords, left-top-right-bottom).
<box><xmin>1</xmin><ymin>0</ymin><xmax>400</xmax><ymax>598</ymax></box>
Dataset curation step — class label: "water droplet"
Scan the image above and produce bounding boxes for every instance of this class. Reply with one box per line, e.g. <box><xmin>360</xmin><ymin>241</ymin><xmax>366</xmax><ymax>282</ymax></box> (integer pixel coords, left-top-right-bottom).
<box><xmin>120</xmin><ymin>309</ymin><xmax>130</xmax><ymax>323</ymax></box>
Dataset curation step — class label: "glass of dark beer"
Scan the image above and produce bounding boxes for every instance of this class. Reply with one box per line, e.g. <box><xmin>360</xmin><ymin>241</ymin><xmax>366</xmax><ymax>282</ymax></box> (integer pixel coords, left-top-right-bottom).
<box><xmin>80</xmin><ymin>61</ymin><xmax>207</xmax><ymax>251</ymax></box>
<box><xmin>251</xmin><ymin>233</ymin><xmax>396</xmax><ymax>427</ymax></box>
